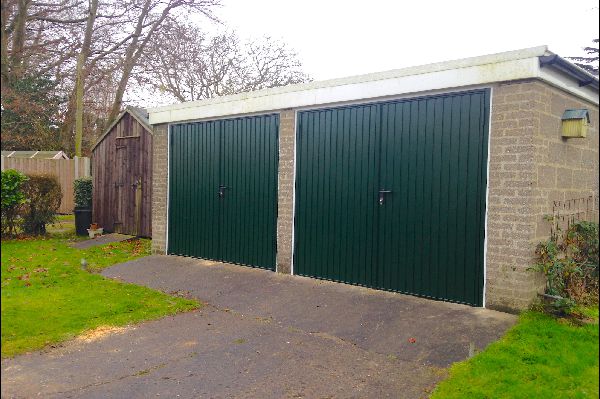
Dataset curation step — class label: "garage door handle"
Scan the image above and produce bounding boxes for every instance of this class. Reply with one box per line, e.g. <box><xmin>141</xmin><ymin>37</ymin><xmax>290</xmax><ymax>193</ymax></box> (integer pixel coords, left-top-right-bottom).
<box><xmin>218</xmin><ymin>185</ymin><xmax>229</xmax><ymax>198</ymax></box>
<box><xmin>378</xmin><ymin>190</ymin><xmax>392</xmax><ymax>205</ymax></box>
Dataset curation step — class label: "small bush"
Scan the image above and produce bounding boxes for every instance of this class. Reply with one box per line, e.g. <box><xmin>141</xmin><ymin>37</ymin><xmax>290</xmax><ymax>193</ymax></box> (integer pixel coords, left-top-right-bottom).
<box><xmin>564</xmin><ymin>221</ymin><xmax>599</xmax><ymax>303</ymax></box>
<box><xmin>74</xmin><ymin>177</ymin><xmax>92</xmax><ymax>208</ymax></box>
<box><xmin>530</xmin><ymin>220</ymin><xmax>599</xmax><ymax>313</ymax></box>
<box><xmin>1</xmin><ymin>169</ymin><xmax>29</xmax><ymax>236</ymax></box>
<box><xmin>21</xmin><ymin>174</ymin><xmax>62</xmax><ymax>235</ymax></box>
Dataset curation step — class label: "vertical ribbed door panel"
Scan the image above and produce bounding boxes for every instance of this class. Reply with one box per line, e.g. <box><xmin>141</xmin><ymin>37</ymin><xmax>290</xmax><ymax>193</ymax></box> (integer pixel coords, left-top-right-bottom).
<box><xmin>294</xmin><ymin>90</ymin><xmax>490</xmax><ymax>305</ymax></box>
<box><xmin>168</xmin><ymin>115</ymin><xmax>278</xmax><ymax>271</ymax></box>
<box><xmin>295</xmin><ymin>105</ymin><xmax>380</xmax><ymax>287</ymax></box>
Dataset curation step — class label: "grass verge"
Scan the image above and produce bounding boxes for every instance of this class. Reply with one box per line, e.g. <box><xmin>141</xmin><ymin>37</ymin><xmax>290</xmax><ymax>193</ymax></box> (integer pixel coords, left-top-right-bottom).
<box><xmin>431</xmin><ymin>310</ymin><xmax>599</xmax><ymax>399</ymax></box>
<box><xmin>1</xmin><ymin>235</ymin><xmax>198</xmax><ymax>357</ymax></box>
<box><xmin>46</xmin><ymin>214</ymin><xmax>75</xmax><ymax>235</ymax></box>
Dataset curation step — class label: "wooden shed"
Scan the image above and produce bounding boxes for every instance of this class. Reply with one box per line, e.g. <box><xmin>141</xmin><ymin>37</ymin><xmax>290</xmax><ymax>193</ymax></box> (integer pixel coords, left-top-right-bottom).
<box><xmin>91</xmin><ymin>106</ymin><xmax>153</xmax><ymax>237</ymax></box>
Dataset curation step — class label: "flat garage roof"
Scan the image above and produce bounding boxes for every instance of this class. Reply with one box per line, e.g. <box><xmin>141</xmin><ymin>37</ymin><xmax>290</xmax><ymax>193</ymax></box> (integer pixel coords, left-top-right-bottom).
<box><xmin>148</xmin><ymin>45</ymin><xmax>599</xmax><ymax>125</ymax></box>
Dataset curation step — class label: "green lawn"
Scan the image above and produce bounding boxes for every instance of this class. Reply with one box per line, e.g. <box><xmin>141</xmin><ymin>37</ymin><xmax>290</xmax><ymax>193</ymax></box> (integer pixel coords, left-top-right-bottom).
<box><xmin>1</xmin><ymin>235</ymin><xmax>198</xmax><ymax>357</ymax></box>
<box><xmin>47</xmin><ymin>214</ymin><xmax>75</xmax><ymax>235</ymax></box>
<box><xmin>432</xmin><ymin>311</ymin><xmax>599</xmax><ymax>399</ymax></box>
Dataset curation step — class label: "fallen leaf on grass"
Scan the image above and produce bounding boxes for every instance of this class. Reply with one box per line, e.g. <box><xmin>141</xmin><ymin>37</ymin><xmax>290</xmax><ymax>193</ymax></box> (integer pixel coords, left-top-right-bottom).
<box><xmin>33</xmin><ymin>268</ymin><xmax>48</xmax><ymax>273</ymax></box>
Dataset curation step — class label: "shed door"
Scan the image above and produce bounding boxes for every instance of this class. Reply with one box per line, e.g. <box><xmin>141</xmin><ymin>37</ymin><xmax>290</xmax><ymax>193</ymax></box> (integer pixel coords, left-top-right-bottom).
<box><xmin>168</xmin><ymin>115</ymin><xmax>279</xmax><ymax>270</ymax></box>
<box><xmin>114</xmin><ymin>136</ymin><xmax>142</xmax><ymax>235</ymax></box>
<box><xmin>294</xmin><ymin>90</ymin><xmax>490</xmax><ymax>306</ymax></box>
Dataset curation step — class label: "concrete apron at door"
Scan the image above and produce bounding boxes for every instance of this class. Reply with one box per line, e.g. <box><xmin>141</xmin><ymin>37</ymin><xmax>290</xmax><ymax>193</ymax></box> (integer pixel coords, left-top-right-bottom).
<box><xmin>1</xmin><ymin>254</ymin><xmax>517</xmax><ymax>399</ymax></box>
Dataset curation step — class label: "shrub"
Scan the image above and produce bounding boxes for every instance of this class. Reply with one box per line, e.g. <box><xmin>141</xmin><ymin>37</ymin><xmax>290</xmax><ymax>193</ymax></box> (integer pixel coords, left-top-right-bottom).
<box><xmin>530</xmin><ymin>220</ymin><xmax>599</xmax><ymax>312</ymax></box>
<box><xmin>74</xmin><ymin>177</ymin><xmax>92</xmax><ymax>209</ymax></box>
<box><xmin>1</xmin><ymin>169</ymin><xmax>28</xmax><ymax>236</ymax></box>
<box><xmin>21</xmin><ymin>174</ymin><xmax>62</xmax><ymax>235</ymax></box>
<box><xmin>564</xmin><ymin>221</ymin><xmax>599</xmax><ymax>303</ymax></box>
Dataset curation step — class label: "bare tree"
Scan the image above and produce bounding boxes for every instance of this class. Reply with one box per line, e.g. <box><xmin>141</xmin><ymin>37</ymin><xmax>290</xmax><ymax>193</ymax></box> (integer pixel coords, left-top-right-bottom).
<box><xmin>139</xmin><ymin>22</ymin><xmax>311</xmax><ymax>102</ymax></box>
<box><xmin>2</xmin><ymin>0</ymin><xmax>310</xmax><ymax>154</ymax></box>
<box><xmin>2</xmin><ymin>0</ymin><xmax>220</xmax><ymax>154</ymax></box>
<box><xmin>1</xmin><ymin>0</ymin><xmax>85</xmax><ymax>151</ymax></box>
<box><xmin>2</xmin><ymin>0</ymin><xmax>88</xmax><ymax>86</ymax></box>
<box><xmin>105</xmin><ymin>0</ymin><xmax>220</xmax><ymax>125</ymax></box>
<box><xmin>74</xmin><ymin>0</ymin><xmax>98</xmax><ymax>156</ymax></box>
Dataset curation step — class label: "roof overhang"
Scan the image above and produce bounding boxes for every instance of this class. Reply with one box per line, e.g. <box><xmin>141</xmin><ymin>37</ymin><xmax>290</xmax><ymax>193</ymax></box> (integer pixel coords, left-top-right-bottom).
<box><xmin>148</xmin><ymin>46</ymin><xmax>599</xmax><ymax>125</ymax></box>
<box><xmin>91</xmin><ymin>107</ymin><xmax>153</xmax><ymax>151</ymax></box>
<box><xmin>539</xmin><ymin>54</ymin><xmax>599</xmax><ymax>90</ymax></box>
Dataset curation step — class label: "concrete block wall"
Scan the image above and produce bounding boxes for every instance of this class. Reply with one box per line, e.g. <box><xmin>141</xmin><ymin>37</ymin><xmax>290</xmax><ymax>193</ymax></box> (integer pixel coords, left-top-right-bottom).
<box><xmin>532</xmin><ymin>83</ymin><xmax>599</xmax><ymax>238</ymax></box>
<box><xmin>485</xmin><ymin>80</ymin><xmax>599</xmax><ymax>312</ymax></box>
<box><xmin>151</xmin><ymin>123</ymin><xmax>168</xmax><ymax>254</ymax></box>
<box><xmin>276</xmin><ymin>110</ymin><xmax>295</xmax><ymax>273</ymax></box>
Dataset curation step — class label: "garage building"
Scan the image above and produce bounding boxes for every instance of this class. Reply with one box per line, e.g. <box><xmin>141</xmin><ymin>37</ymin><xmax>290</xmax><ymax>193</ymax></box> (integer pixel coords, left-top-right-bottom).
<box><xmin>147</xmin><ymin>46</ymin><xmax>599</xmax><ymax>312</ymax></box>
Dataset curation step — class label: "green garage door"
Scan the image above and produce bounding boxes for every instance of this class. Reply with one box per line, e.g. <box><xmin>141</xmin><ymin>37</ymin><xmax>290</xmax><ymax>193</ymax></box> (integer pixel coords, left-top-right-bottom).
<box><xmin>294</xmin><ymin>90</ymin><xmax>490</xmax><ymax>305</ymax></box>
<box><xmin>168</xmin><ymin>114</ymin><xmax>279</xmax><ymax>270</ymax></box>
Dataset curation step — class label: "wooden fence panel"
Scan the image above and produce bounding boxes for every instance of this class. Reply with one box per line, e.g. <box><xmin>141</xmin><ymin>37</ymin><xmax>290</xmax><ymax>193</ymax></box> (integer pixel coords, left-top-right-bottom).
<box><xmin>1</xmin><ymin>156</ymin><xmax>90</xmax><ymax>214</ymax></box>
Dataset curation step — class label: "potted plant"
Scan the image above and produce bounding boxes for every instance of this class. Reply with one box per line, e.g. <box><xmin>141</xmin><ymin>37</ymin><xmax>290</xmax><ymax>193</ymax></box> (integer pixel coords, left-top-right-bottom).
<box><xmin>87</xmin><ymin>223</ymin><xmax>103</xmax><ymax>238</ymax></box>
<box><xmin>74</xmin><ymin>177</ymin><xmax>92</xmax><ymax>236</ymax></box>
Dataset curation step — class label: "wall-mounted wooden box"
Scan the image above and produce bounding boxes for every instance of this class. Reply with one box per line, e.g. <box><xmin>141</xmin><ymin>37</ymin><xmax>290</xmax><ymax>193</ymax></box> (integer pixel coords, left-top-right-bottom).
<box><xmin>562</xmin><ymin>109</ymin><xmax>590</xmax><ymax>138</ymax></box>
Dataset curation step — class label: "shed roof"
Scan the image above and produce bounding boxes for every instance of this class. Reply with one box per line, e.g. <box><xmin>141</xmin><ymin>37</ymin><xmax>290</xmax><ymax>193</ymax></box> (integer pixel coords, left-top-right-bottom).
<box><xmin>1</xmin><ymin>150</ymin><xmax>69</xmax><ymax>159</ymax></box>
<box><xmin>91</xmin><ymin>106</ymin><xmax>153</xmax><ymax>151</ymax></box>
<box><xmin>148</xmin><ymin>46</ymin><xmax>599</xmax><ymax>125</ymax></box>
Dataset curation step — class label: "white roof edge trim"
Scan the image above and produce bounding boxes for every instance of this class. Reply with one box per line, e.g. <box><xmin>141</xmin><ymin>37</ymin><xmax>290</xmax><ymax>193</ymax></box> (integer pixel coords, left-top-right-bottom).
<box><xmin>536</xmin><ymin>65</ymin><xmax>599</xmax><ymax>105</ymax></box>
<box><xmin>149</xmin><ymin>46</ymin><xmax>547</xmax><ymax>112</ymax></box>
<box><xmin>149</xmin><ymin>45</ymin><xmax>598</xmax><ymax>125</ymax></box>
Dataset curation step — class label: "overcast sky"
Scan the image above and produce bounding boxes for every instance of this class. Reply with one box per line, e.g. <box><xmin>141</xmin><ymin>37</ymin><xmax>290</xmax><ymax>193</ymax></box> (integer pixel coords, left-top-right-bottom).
<box><xmin>217</xmin><ymin>0</ymin><xmax>599</xmax><ymax>80</ymax></box>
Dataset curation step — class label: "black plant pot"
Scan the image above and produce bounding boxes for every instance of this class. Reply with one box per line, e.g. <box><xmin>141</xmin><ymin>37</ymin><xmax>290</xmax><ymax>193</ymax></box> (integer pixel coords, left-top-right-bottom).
<box><xmin>74</xmin><ymin>207</ymin><xmax>92</xmax><ymax>236</ymax></box>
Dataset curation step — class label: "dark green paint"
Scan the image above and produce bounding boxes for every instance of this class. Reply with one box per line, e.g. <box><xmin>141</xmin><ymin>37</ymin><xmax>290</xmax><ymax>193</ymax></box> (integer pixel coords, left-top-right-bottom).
<box><xmin>168</xmin><ymin>115</ymin><xmax>279</xmax><ymax>270</ymax></box>
<box><xmin>294</xmin><ymin>90</ymin><xmax>490</xmax><ymax>306</ymax></box>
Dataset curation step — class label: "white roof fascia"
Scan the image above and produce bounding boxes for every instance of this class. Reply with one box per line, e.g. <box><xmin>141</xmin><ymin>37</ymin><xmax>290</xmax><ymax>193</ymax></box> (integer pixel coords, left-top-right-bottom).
<box><xmin>148</xmin><ymin>46</ymin><xmax>598</xmax><ymax>125</ymax></box>
<box><xmin>536</xmin><ymin>63</ymin><xmax>599</xmax><ymax>104</ymax></box>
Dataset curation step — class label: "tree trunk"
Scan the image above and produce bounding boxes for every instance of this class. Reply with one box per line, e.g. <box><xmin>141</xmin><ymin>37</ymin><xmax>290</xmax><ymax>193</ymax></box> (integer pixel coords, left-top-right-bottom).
<box><xmin>4</xmin><ymin>0</ymin><xmax>30</xmax><ymax>83</ymax></box>
<box><xmin>60</xmin><ymin>95</ymin><xmax>76</xmax><ymax>155</ymax></box>
<box><xmin>105</xmin><ymin>0</ymin><xmax>152</xmax><ymax>125</ymax></box>
<box><xmin>0</xmin><ymin>0</ymin><xmax>11</xmax><ymax>87</ymax></box>
<box><xmin>74</xmin><ymin>0</ymin><xmax>98</xmax><ymax>157</ymax></box>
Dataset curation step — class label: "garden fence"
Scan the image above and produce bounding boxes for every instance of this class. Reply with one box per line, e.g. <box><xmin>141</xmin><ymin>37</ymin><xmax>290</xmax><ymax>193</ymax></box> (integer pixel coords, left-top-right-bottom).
<box><xmin>1</xmin><ymin>156</ymin><xmax>91</xmax><ymax>214</ymax></box>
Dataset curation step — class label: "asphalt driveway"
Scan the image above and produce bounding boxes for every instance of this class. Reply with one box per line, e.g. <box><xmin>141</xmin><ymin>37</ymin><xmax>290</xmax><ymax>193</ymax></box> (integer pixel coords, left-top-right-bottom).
<box><xmin>2</xmin><ymin>255</ymin><xmax>516</xmax><ymax>398</ymax></box>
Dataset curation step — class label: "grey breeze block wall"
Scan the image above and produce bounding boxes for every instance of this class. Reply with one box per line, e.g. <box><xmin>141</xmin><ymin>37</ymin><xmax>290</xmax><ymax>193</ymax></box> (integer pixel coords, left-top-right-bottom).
<box><xmin>151</xmin><ymin>123</ymin><xmax>168</xmax><ymax>254</ymax></box>
<box><xmin>486</xmin><ymin>79</ymin><xmax>599</xmax><ymax>312</ymax></box>
<box><xmin>151</xmin><ymin>79</ymin><xmax>598</xmax><ymax>312</ymax></box>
